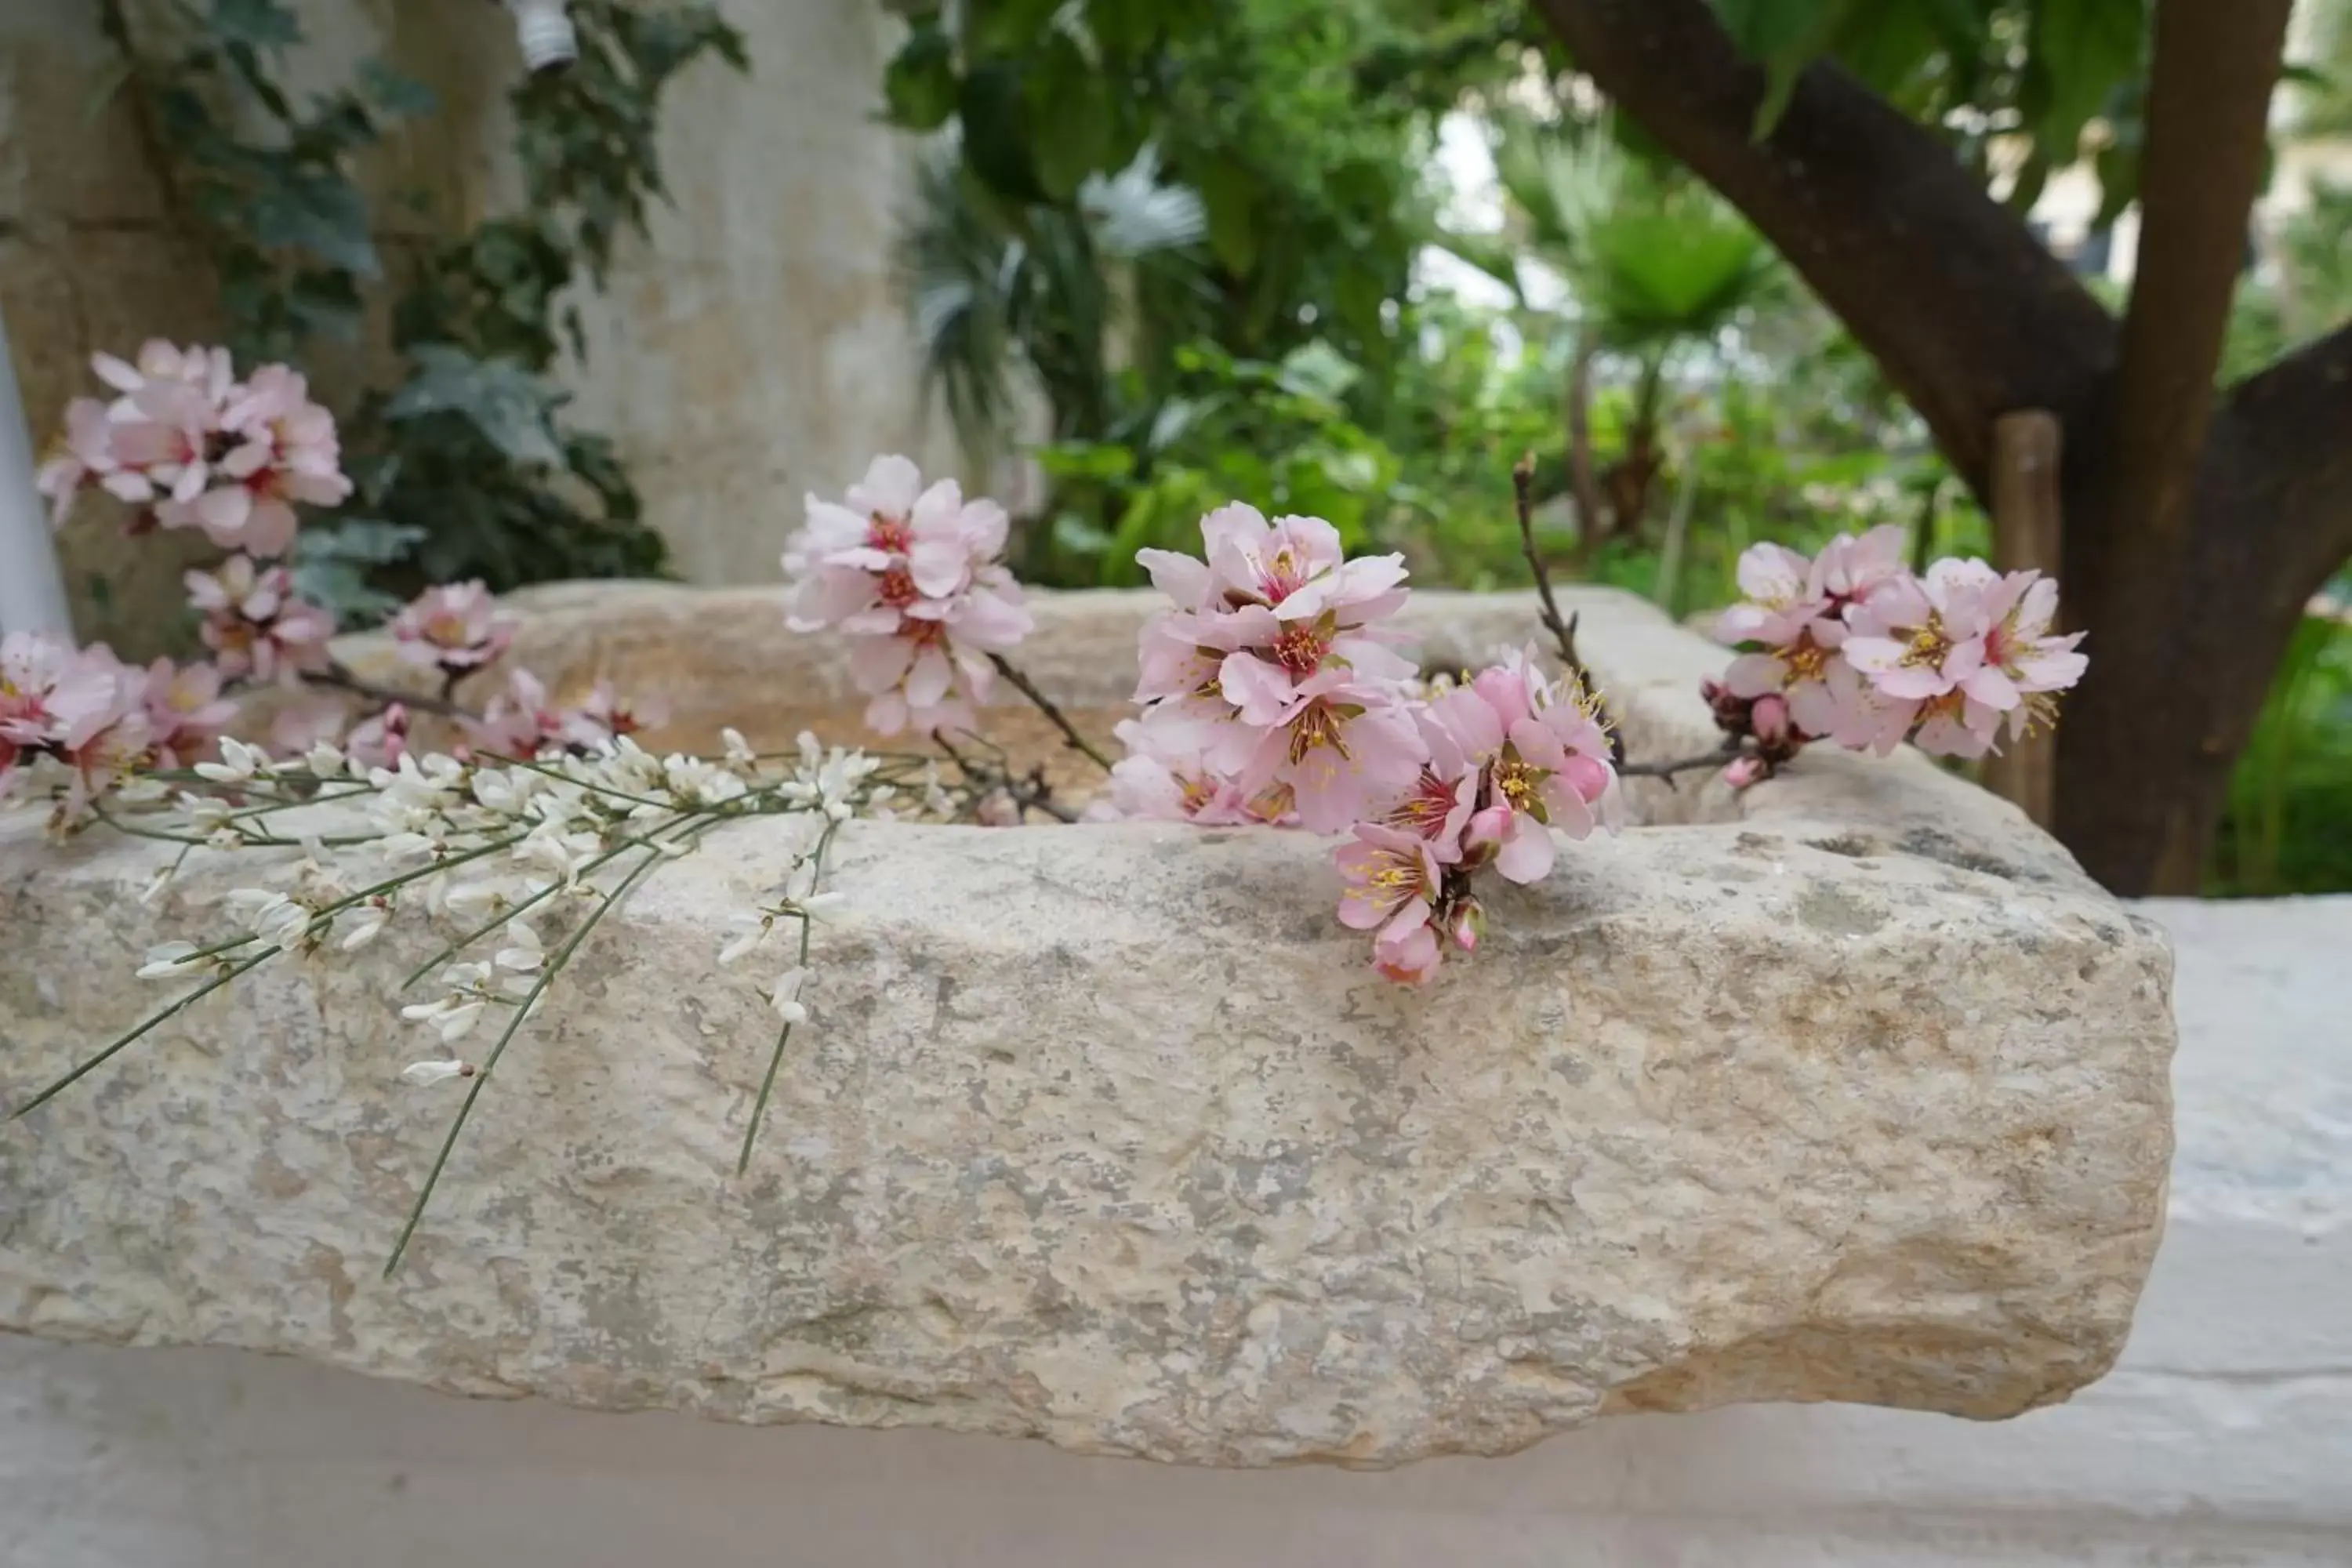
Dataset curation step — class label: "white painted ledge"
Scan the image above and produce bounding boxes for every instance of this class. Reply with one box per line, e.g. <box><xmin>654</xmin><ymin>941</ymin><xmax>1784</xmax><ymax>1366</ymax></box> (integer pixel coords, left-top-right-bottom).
<box><xmin>2</xmin><ymin>896</ymin><xmax>2343</xmax><ymax>1566</ymax></box>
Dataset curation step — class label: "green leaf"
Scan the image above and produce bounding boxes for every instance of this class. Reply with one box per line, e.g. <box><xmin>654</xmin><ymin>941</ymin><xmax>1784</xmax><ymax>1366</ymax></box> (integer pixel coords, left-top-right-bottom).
<box><xmin>1275</xmin><ymin>340</ymin><xmax>1361</xmax><ymax>403</ymax></box>
<box><xmin>209</xmin><ymin>0</ymin><xmax>301</xmax><ymax>49</ymax></box>
<box><xmin>1029</xmin><ymin>35</ymin><xmax>1113</xmax><ymax>201</ymax></box>
<box><xmin>1051</xmin><ymin>514</ymin><xmax>1112</xmax><ymax>556</ymax></box>
<box><xmin>971</xmin><ymin>0</ymin><xmax>1064</xmax><ymax>56</ymax></box>
<box><xmin>249</xmin><ymin>172</ymin><xmax>380</xmax><ymax>278</ymax></box>
<box><xmin>358</xmin><ymin>59</ymin><xmax>437</xmax><ymax>119</ymax></box>
<box><xmin>297</xmin><ymin>517</ymin><xmax>428</xmax><ymax>564</ymax></box>
<box><xmin>959</xmin><ymin>65</ymin><xmax>1044</xmax><ymax>202</ymax></box>
<box><xmin>1732</xmin><ymin>0</ymin><xmax>1860</xmax><ymax>137</ymax></box>
<box><xmin>1034</xmin><ymin>441</ymin><xmax>1137</xmax><ymax>481</ymax></box>
<box><xmin>286</xmin><ymin>268</ymin><xmax>365</xmax><ymax>342</ymax></box>
<box><xmin>2026</xmin><ymin>0</ymin><xmax>2146</xmax><ymax>162</ymax></box>
<box><xmin>386</xmin><ymin>345</ymin><xmax>568</xmax><ymax>469</ymax></box>
<box><xmin>883</xmin><ymin>23</ymin><xmax>960</xmax><ymax>130</ymax></box>
<box><xmin>1195</xmin><ymin>158</ymin><xmax>1258</xmax><ymax>275</ymax></box>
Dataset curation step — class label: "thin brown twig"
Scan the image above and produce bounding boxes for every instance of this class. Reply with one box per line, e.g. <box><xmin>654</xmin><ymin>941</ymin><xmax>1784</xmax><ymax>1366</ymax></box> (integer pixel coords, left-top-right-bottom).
<box><xmin>985</xmin><ymin>652</ymin><xmax>1112</xmax><ymax>773</ymax></box>
<box><xmin>1616</xmin><ymin>742</ymin><xmax>1746</xmax><ymax>788</ymax></box>
<box><xmin>307</xmin><ymin>662</ymin><xmax>481</xmax><ymax>724</ymax></box>
<box><xmin>934</xmin><ymin>732</ymin><xmax>1079</xmax><ymax>823</ymax></box>
<box><xmin>1512</xmin><ymin>451</ymin><xmax>1588</xmax><ymax>687</ymax></box>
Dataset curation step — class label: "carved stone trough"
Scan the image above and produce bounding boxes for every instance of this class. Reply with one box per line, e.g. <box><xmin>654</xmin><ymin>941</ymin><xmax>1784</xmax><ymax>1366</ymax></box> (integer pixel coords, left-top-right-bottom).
<box><xmin>0</xmin><ymin>583</ymin><xmax>2175</xmax><ymax>1467</ymax></box>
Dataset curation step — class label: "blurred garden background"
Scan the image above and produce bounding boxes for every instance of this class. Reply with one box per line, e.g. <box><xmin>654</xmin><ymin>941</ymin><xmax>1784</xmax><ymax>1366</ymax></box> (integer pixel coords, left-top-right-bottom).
<box><xmin>5</xmin><ymin>0</ymin><xmax>2348</xmax><ymax>896</ymax></box>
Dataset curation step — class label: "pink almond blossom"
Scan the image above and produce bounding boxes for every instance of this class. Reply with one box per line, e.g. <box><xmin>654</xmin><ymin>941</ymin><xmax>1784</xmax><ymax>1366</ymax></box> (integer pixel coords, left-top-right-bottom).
<box><xmin>784</xmin><ymin>456</ymin><xmax>1034</xmax><ymax>736</ymax></box>
<box><xmin>457</xmin><ymin>668</ymin><xmax>658</xmax><ymax>758</ymax></box>
<box><xmin>158</xmin><ymin>363</ymin><xmax>350</xmax><ymax>557</ymax></box>
<box><xmin>1094</xmin><ymin>717</ymin><xmax>1292</xmax><ymax>826</ymax></box>
<box><xmin>1417</xmin><ymin>648</ymin><xmax>1619</xmax><ymax>883</ymax></box>
<box><xmin>0</xmin><ymin>634</ymin><xmax>157</xmax><ymax>808</ymax></box>
<box><xmin>34</xmin><ymin>399</ymin><xmax>129</xmax><ymax>527</ymax></box>
<box><xmin>186</xmin><ymin>555</ymin><xmax>335</xmax><ymax>684</ymax></box>
<box><xmin>40</xmin><ymin>343</ymin><xmax>350</xmax><ymax>558</ymax></box>
<box><xmin>141</xmin><ymin>658</ymin><xmax>239</xmax><ymax>768</ymax></box>
<box><xmin>392</xmin><ymin>582</ymin><xmax>515</xmax><ymax>673</ymax></box>
<box><xmin>1218</xmin><ymin>662</ymin><xmax>1426</xmax><ymax>833</ymax></box>
<box><xmin>1843</xmin><ymin>557</ymin><xmax>2084</xmax><ymax>754</ymax></box>
<box><xmin>1335</xmin><ymin>823</ymin><xmax>1446</xmax><ymax>985</ymax></box>
<box><xmin>344</xmin><ymin>703</ymin><xmax>412</xmax><ymax>770</ymax></box>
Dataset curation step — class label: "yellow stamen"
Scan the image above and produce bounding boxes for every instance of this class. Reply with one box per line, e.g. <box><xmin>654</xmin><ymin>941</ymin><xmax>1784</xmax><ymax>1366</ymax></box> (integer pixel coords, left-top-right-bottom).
<box><xmin>1900</xmin><ymin>615</ymin><xmax>1952</xmax><ymax>670</ymax></box>
<box><xmin>1287</xmin><ymin>703</ymin><xmax>1350</xmax><ymax>765</ymax></box>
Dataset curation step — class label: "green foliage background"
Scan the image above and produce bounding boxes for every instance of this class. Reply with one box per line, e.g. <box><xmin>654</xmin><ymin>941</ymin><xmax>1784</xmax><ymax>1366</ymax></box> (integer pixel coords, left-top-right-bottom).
<box><xmin>880</xmin><ymin>0</ymin><xmax>2352</xmax><ymax>895</ymax></box>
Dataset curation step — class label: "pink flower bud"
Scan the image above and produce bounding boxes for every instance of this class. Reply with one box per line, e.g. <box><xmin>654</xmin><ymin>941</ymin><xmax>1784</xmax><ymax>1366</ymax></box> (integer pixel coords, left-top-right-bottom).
<box><xmin>975</xmin><ymin>790</ymin><xmax>1022</xmax><ymax>827</ymax></box>
<box><xmin>1723</xmin><ymin>753</ymin><xmax>1767</xmax><ymax>790</ymax></box>
<box><xmin>1446</xmin><ymin>898</ymin><xmax>1484</xmax><ymax>953</ymax></box>
<box><xmin>1465</xmin><ymin>803</ymin><xmax>1512</xmax><ymax>854</ymax></box>
<box><xmin>1751</xmin><ymin>693</ymin><xmax>1792</xmax><ymax>745</ymax></box>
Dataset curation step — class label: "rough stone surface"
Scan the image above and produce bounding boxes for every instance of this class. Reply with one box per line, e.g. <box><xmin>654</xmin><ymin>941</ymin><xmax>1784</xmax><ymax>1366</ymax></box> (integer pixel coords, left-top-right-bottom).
<box><xmin>0</xmin><ymin>586</ymin><xmax>2176</xmax><ymax>1467</ymax></box>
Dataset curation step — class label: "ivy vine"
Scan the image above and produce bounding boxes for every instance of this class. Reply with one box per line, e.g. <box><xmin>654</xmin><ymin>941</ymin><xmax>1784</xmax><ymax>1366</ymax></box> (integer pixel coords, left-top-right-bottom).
<box><xmin>98</xmin><ymin>0</ymin><xmax>747</xmax><ymax>622</ymax></box>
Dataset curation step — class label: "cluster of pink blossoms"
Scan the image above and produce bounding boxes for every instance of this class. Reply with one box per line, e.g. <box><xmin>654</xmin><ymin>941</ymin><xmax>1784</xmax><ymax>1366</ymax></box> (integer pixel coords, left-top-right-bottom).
<box><xmin>13</xmin><ymin>342</ymin><xmax>664</xmax><ymax>807</ymax></box>
<box><xmin>186</xmin><ymin>555</ymin><xmax>335</xmax><ymax>684</ymax></box>
<box><xmin>392</xmin><ymin>583</ymin><xmax>516</xmax><ymax>676</ymax></box>
<box><xmin>0</xmin><ymin>633</ymin><xmax>234</xmax><ymax>804</ymax></box>
<box><xmin>782</xmin><ymin>456</ymin><xmax>1035</xmax><ymax>735</ymax></box>
<box><xmin>37</xmin><ymin>341</ymin><xmax>352</xmax><ymax>559</ymax></box>
<box><xmin>1097</xmin><ymin>504</ymin><xmax>1621</xmax><ymax>985</ymax></box>
<box><xmin>458</xmin><ymin>668</ymin><xmax>666</xmax><ymax>759</ymax></box>
<box><xmin>1709</xmin><ymin>525</ymin><xmax>2089</xmax><ymax>780</ymax></box>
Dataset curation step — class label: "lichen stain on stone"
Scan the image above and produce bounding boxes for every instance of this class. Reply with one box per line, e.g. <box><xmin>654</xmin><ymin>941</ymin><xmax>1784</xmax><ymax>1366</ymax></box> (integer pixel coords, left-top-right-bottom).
<box><xmin>1796</xmin><ymin>883</ymin><xmax>1889</xmax><ymax>938</ymax></box>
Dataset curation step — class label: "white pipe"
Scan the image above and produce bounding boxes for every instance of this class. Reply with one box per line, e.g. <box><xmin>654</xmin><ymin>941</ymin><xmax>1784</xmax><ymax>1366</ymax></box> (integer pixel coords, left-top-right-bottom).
<box><xmin>503</xmin><ymin>0</ymin><xmax>579</xmax><ymax>71</ymax></box>
<box><xmin>0</xmin><ymin>306</ymin><xmax>74</xmax><ymax>641</ymax></box>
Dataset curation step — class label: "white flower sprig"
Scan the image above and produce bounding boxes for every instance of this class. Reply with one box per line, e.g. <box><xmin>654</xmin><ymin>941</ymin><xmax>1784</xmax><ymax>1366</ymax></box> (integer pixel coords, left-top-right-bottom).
<box><xmin>15</xmin><ymin>728</ymin><xmax>915</xmax><ymax>1275</ymax></box>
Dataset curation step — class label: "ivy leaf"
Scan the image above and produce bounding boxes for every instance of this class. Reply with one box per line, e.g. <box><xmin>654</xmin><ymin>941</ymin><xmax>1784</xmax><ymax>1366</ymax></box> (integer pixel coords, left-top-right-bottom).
<box><xmin>387</xmin><ymin>345</ymin><xmax>568</xmax><ymax>469</ymax></box>
<box><xmin>209</xmin><ymin>0</ymin><xmax>302</xmax><ymax>49</ymax></box>
<box><xmin>303</xmin><ymin>517</ymin><xmax>428</xmax><ymax>563</ymax></box>
<box><xmin>884</xmin><ymin>23</ymin><xmax>960</xmax><ymax>130</ymax></box>
<box><xmin>358</xmin><ymin>59</ymin><xmax>437</xmax><ymax>119</ymax></box>
<box><xmin>286</xmin><ymin>268</ymin><xmax>365</xmax><ymax>342</ymax></box>
<box><xmin>249</xmin><ymin>172</ymin><xmax>380</xmax><ymax>278</ymax></box>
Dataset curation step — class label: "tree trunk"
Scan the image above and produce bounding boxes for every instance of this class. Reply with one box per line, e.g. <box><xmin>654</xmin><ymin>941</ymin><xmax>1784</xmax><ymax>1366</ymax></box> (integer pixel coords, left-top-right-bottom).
<box><xmin>2056</xmin><ymin>325</ymin><xmax>2352</xmax><ymax>891</ymax></box>
<box><xmin>1529</xmin><ymin>0</ymin><xmax>2352</xmax><ymax>895</ymax></box>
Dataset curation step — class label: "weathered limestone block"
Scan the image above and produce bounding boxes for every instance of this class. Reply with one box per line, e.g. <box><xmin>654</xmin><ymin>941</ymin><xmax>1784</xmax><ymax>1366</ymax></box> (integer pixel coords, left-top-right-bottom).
<box><xmin>0</xmin><ymin>586</ymin><xmax>2175</xmax><ymax>1467</ymax></box>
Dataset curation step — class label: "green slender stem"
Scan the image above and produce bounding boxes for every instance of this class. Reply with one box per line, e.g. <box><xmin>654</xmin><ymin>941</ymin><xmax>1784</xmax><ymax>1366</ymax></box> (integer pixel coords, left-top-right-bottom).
<box><xmin>736</xmin><ymin>822</ymin><xmax>838</xmax><ymax>1175</ymax></box>
<box><xmin>90</xmin><ymin>799</ymin><xmax>383</xmax><ymax>850</ymax></box>
<box><xmin>383</xmin><ymin>824</ymin><xmax>707</xmax><ymax>1277</ymax></box>
<box><xmin>395</xmin><ymin>815</ymin><xmax>702</xmax><ymax>992</ymax></box>
<box><xmin>9</xmin><ymin>949</ymin><xmax>274</xmax><ymax>1120</ymax></box>
<box><xmin>485</xmin><ymin>753</ymin><xmax>677</xmax><ymax>812</ymax></box>
<box><xmin>10</xmin><ymin>833</ymin><xmax>528</xmax><ymax>1117</ymax></box>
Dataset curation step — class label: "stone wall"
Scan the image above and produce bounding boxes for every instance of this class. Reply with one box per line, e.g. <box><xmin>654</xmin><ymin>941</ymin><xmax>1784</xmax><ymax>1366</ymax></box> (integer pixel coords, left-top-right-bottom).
<box><xmin>1</xmin><ymin>0</ymin><xmax>952</xmax><ymax>656</ymax></box>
